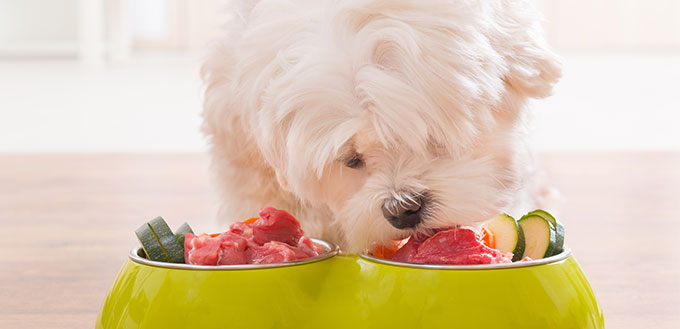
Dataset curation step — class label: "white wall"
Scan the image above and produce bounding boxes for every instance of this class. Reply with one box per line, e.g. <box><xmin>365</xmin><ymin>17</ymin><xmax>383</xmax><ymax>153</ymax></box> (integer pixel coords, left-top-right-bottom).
<box><xmin>0</xmin><ymin>0</ymin><xmax>77</xmax><ymax>43</ymax></box>
<box><xmin>2</xmin><ymin>0</ymin><xmax>679</xmax><ymax>54</ymax></box>
<box><xmin>1</xmin><ymin>1</ymin><xmax>679</xmax><ymax>153</ymax></box>
<box><xmin>0</xmin><ymin>0</ymin><xmax>228</xmax><ymax>55</ymax></box>
<box><xmin>0</xmin><ymin>0</ymin><xmax>78</xmax><ymax>53</ymax></box>
<box><xmin>130</xmin><ymin>0</ymin><xmax>168</xmax><ymax>40</ymax></box>
<box><xmin>0</xmin><ymin>53</ymin><xmax>206</xmax><ymax>153</ymax></box>
<box><xmin>537</xmin><ymin>0</ymin><xmax>680</xmax><ymax>52</ymax></box>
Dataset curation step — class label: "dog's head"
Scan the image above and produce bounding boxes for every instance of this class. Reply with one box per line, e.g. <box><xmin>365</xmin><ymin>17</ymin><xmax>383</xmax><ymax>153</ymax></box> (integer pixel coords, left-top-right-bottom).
<box><xmin>205</xmin><ymin>0</ymin><xmax>561</xmax><ymax>252</ymax></box>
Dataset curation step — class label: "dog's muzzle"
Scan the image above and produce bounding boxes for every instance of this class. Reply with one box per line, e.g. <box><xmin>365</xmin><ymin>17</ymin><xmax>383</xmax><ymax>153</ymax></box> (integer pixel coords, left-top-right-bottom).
<box><xmin>381</xmin><ymin>195</ymin><xmax>424</xmax><ymax>229</ymax></box>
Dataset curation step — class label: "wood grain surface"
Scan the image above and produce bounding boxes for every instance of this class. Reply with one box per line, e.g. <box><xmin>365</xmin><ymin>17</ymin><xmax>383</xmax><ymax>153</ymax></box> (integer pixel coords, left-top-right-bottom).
<box><xmin>1</xmin><ymin>153</ymin><xmax>679</xmax><ymax>328</ymax></box>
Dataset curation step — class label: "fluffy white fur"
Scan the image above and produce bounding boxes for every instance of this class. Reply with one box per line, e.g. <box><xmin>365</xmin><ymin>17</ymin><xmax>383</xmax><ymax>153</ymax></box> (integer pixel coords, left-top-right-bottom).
<box><xmin>202</xmin><ymin>0</ymin><xmax>561</xmax><ymax>252</ymax></box>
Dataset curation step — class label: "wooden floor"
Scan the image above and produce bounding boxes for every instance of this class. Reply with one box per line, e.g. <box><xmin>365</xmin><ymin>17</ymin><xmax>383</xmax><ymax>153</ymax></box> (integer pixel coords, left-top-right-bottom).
<box><xmin>1</xmin><ymin>153</ymin><xmax>679</xmax><ymax>328</ymax></box>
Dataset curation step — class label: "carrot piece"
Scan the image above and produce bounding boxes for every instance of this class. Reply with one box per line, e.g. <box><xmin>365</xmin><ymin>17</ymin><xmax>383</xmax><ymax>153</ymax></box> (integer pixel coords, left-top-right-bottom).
<box><xmin>381</xmin><ymin>245</ymin><xmax>399</xmax><ymax>259</ymax></box>
<box><xmin>370</xmin><ymin>240</ymin><xmax>402</xmax><ymax>259</ymax></box>
<box><xmin>243</xmin><ymin>217</ymin><xmax>260</xmax><ymax>225</ymax></box>
<box><xmin>208</xmin><ymin>233</ymin><xmax>221</xmax><ymax>238</ymax></box>
<box><xmin>371</xmin><ymin>244</ymin><xmax>385</xmax><ymax>258</ymax></box>
<box><xmin>481</xmin><ymin>227</ymin><xmax>496</xmax><ymax>249</ymax></box>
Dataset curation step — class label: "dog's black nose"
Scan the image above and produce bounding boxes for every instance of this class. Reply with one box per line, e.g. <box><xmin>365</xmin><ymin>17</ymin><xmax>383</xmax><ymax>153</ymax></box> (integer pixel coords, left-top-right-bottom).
<box><xmin>381</xmin><ymin>195</ymin><xmax>424</xmax><ymax>229</ymax></box>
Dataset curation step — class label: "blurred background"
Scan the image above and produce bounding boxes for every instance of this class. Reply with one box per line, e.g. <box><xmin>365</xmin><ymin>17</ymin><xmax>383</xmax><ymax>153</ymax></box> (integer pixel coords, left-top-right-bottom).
<box><xmin>1</xmin><ymin>0</ymin><xmax>679</xmax><ymax>152</ymax></box>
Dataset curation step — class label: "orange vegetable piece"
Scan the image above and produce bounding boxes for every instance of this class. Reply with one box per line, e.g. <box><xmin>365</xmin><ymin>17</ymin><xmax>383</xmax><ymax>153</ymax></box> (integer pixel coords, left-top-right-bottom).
<box><xmin>195</xmin><ymin>233</ymin><xmax>221</xmax><ymax>237</ymax></box>
<box><xmin>481</xmin><ymin>227</ymin><xmax>496</xmax><ymax>249</ymax></box>
<box><xmin>243</xmin><ymin>217</ymin><xmax>260</xmax><ymax>225</ymax></box>
<box><xmin>371</xmin><ymin>245</ymin><xmax>385</xmax><ymax>258</ymax></box>
<box><xmin>380</xmin><ymin>245</ymin><xmax>399</xmax><ymax>259</ymax></box>
<box><xmin>370</xmin><ymin>240</ymin><xmax>403</xmax><ymax>259</ymax></box>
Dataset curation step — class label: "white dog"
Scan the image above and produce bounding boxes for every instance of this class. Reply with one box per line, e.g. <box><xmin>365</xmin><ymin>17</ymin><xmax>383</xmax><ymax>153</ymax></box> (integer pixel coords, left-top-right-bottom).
<box><xmin>202</xmin><ymin>0</ymin><xmax>561</xmax><ymax>253</ymax></box>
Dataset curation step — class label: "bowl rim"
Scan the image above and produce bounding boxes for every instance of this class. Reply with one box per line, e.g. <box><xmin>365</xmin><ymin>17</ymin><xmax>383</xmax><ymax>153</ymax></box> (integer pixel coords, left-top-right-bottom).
<box><xmin>359</xmin><ymin>247</ymin><xmax>572</xmax><ymax>270</ymax></box>
<box><xmin>128</xmin><ymin>238</ymin><xmax>340</xmax><ymax>271</ymax></box>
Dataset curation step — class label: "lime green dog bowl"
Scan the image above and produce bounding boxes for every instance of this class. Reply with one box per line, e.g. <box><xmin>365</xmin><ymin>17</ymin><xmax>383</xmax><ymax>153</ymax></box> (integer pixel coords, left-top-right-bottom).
<box><xmin>96</xmin><ymin>241</ymin><xmax>603</xmax><ymax>329</ymax></box>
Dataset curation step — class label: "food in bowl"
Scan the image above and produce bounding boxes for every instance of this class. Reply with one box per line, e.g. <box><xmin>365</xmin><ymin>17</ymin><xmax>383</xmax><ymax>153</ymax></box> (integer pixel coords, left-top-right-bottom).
<box><xmin>135</xmin><ymin>216</ymin><xmax>194</xmax><ymax>263</ymax></box>
<box><xmin>374</xmin><ymin>209</ymin><xmax>565</xmax><ymax>265</ymax></box>
<box><xmin>392</xmin><ymin>227</ymin><xmax>512</xmax><ymax>264</ymax></box>
<box><xmin>134</xmin><ymin>207</ymin><xmax>320</xmax><ymax>265</ymax></box>
<box><xmin>185</xmin><ymin>207</ymin><xmax>319</xmax><ymax>265</ymax></box>
<box><xmin>101</xmin><ymin>208</ymin><xmax>602</xmax><ymax>329</ymax></box>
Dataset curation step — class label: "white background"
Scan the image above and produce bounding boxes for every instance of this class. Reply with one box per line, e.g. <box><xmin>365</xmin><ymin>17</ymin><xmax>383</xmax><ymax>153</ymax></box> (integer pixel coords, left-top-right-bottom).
<box><xmin>1</xmin><ymin>0</ymin><xmax>679</xmax><ymax>152</ymax></box>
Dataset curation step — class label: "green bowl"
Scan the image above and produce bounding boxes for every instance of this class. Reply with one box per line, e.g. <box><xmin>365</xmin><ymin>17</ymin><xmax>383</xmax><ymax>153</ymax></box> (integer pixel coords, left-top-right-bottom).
<box><xmin>96</xmin><ymin>241</ymin><xmax>603</xmax><ymax>329</ymax></box>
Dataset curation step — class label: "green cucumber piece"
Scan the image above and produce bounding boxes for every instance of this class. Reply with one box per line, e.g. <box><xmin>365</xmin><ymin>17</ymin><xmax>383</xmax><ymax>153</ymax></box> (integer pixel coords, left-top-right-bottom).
<box><xmin>485</xmin><ymin>214</ymin><xmax>525</xmax><ymax>262</ymax></box>
<box><xmin>174</xmin><ymin>222</ymin><xmax>194</xmax><ymax>248</ymax></box>
<box><xmin>135</xmin><ymin>223</ymin><xmax>169</xmax><ymax>262</ymax></box>
<box><xmin>527</xmin><ymin>209</ymin><xmax>565</xmax><ymax>255</ymax></box>
<box><xmin>148</xmin><ymin>216</ymin><xmax>185</xmax><ymax>263</ymax></box>
<box><xmin>518</xmin><ymin>214</ymin><xmax>557</xmax><ymax>259</ymax></box>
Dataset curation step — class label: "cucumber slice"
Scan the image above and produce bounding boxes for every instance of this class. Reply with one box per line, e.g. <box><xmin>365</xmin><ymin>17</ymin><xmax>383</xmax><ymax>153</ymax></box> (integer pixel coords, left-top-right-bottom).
<box><xmin>174</xmin><ymin>222</ymin><xmax>194</xmax><ymax>248</ymax></box>
<box><xmin>518</xmin><ymin>215</ymin><xmax>557</xmax><ymax>259</ymax></box>
<box><xmin>148</xmin><ymin>217</ymin><xmax>185</xmax><ymax>263</ymax></box>
<box><xmin>527</xmin><ymin>209</ymin><xmax>565</xmax><ymax>255</ymax></box>
<box><xmin>484</xmin><ymin>214</ymin><xmax>526</xmax><ymax>262</ymax></box>
<box><xmin>135</xmin><ymin>223</ymin><xmax>170</xmax><ymax>262</ymax></box>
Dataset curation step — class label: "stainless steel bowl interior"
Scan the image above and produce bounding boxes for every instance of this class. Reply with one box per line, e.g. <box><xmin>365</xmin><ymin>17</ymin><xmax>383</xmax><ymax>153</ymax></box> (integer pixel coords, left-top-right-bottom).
<box><xmin>359</xmin><ymin>247</ymin><xmax>572</xmax><ymax>270</ymax></box>
<box><xmin>129</xmin><ymin>238</ymin><xmax>340</xmax><ymax>270</ymax></box>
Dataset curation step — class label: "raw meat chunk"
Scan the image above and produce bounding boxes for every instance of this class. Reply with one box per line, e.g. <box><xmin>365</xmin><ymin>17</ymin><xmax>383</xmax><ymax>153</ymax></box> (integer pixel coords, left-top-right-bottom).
<box><xmin>252</xmin><ymin>207</ymin><xmax>303</xmax><ymax>246</ymax></box>
<box><xmin>392</xmin><ymin>228</ymin><xmax>512</xmax><ymax>265</ymax></box>
<box><xmin>184</xmin><ymin>207</ymin><xmax>320</xmax><ymax>265</ymax></box>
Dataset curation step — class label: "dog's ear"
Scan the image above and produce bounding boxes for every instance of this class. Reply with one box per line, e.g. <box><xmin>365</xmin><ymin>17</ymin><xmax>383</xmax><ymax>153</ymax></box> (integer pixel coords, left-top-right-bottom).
<box><xmin>257</xmin><ymin>130</ymin><xmax>292</xmax><ymax>192</ymax></box>
<box><xmin>498</xmin><ymin>0</ymin><xmax>562</xmax><ymax>99</ymax></box>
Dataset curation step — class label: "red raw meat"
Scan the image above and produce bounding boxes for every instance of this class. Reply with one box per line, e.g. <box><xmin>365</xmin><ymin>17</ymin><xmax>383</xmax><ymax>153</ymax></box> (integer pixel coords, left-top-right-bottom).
<box><xmin>184</xmin><ymin>207</ymin><xmax>319</xmax><ymax>265</ymax></box>
<box><xmin>184</xmin><ymin>233</ymin><xmax>221</xmax><ymax>265</ymax></box>
<box><xmin>252</xmin><ymin>207</ymin><xmax>303</xmax><ymax>246</ymax></box>
<box><xmin>392</xmin><ymin>228</ymin><xmax>511</xmax><ymax>265</ymax></box>
<box><xmin>228</xmin><ymin>222</ymin><xmax>253</xmax><ymax>239</ymax></box>
<box><xmin>296</xmin><ymin>236</ymin><xmax>320</xmax><ymax>257</ymax></box>
<box><xmin>216</xmin><ymin>233</ymin><xmax>248</xmax><ymax>265</ymax></box>
<box><xmin>246</xmin><ymin>241</ymin><xmax>300</xmax><ymax>264</ymax></box>
<box><xmin>390</xmin><ymin>237</ymin><xmax>421</xmax><ymax>262</ymax></box>
<box><xmin>228</xmin><ymin>222</ymin><xmax>259</xmax><ymax>248</ymax></box>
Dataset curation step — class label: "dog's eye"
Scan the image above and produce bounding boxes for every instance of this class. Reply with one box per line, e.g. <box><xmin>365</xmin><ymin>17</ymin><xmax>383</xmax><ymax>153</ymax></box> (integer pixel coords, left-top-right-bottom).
<box><xmin>344</xmin><ymin>154</ymin><xmax>364</xmax><ymax>169</ymax></box>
